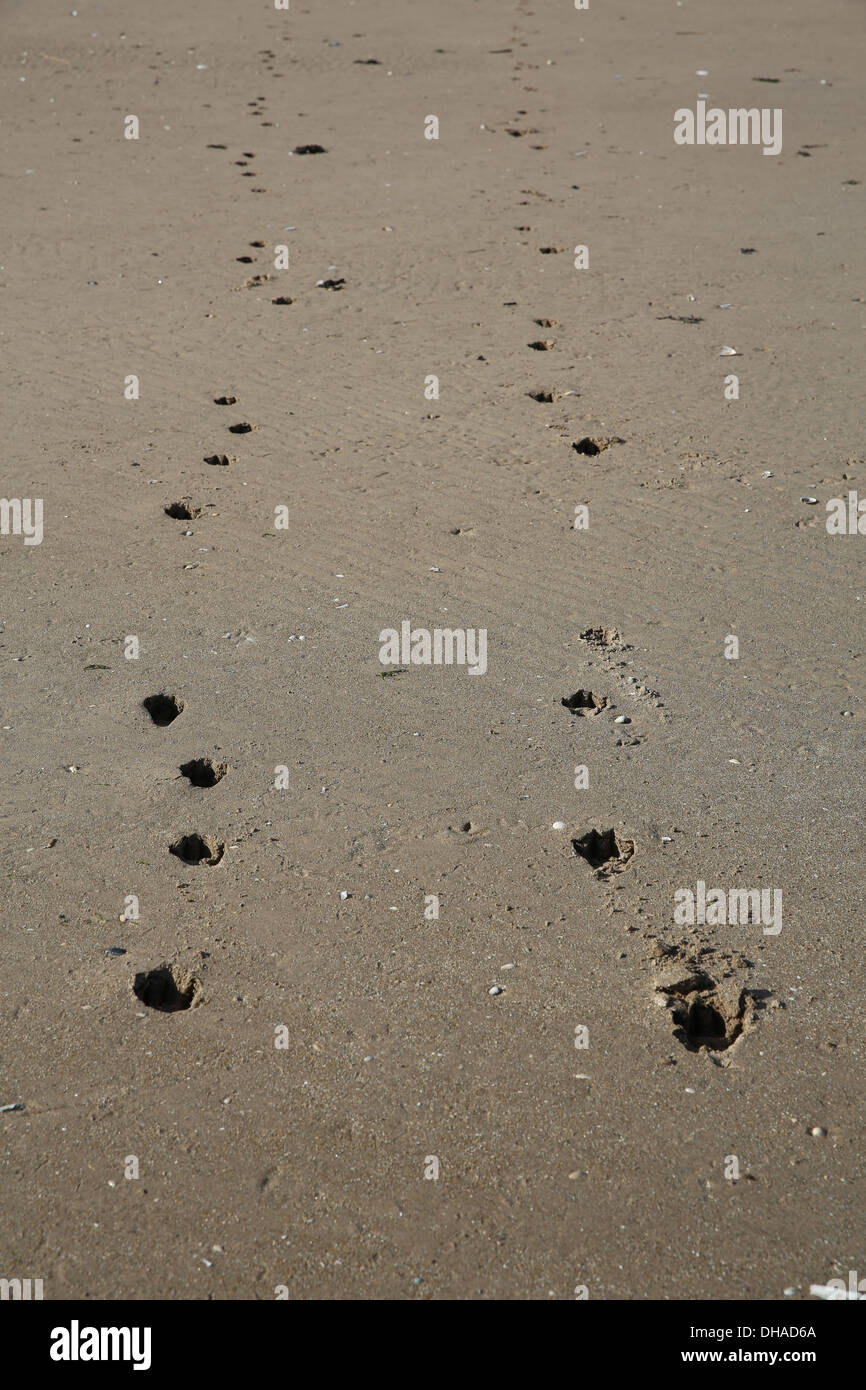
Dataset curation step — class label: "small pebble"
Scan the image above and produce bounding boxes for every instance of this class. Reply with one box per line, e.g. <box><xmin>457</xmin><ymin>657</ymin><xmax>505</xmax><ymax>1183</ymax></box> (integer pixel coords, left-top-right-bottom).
<box><xmin>809</xmin><ymin>1125</ymin><xmax>828</xmax><ymax>1137</ymax></box>
<box><xmin>801</xmin><ymin>496</ymin><xmax>818</xmax><ymax>504</ymax></box>
<box><xmin>761</xmin><ymin>470</ymin><xmax>773</xmax><ymax>478</ymax></box>
<box><xmin>720</xmin><ymin>346</ymin><xmax>739</xmax><ymax>356</ymax></box>
<box><xmin>551</xmin><ymin>820</ymin><xmax>566</xmax><ymax>830</ymax></box>
<box><xmin>489</xmin><ymin>985</ymin><xmax>503</xmax><ymax>996</ymax></box>
<box><xmin>614</xmin><ymin>715</ymin><xmax>631</xmax><ymax>724</ymax></box>
<box><xmin>339</xmin><ymin>890</ymin><xmax>350</xmax><ymax>900</ymax></box>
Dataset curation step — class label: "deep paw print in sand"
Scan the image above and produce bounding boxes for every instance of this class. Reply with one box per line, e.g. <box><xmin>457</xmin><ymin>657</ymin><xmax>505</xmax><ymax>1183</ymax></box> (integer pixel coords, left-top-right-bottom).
<box><xmin>562</xmin><ymin>689</ymin><xmax>607</xmax><ymax>716</ymax></box>
<box><xmin>169</xmin><ymin>833</ymin><xmax>225</xmax><ymax>866</ymax></box>
<box><xmin>179</xmin><ymin>758</ymin><xmax>227</xmax><ymax>789</ymax></box>
<box><xmin>655</xmin><ymin>973</ymin><xmax>749</xmax><ymax>1056</ymax></box>
<box><xmin>573</xmin><ymin>436</ymin><xmax>625</xmax><ymax>456</ymax></box>
<box><xmin>572</xmin><ymin>827</ymin><xmax>635</xmax><ymax>874</ymax></box>
<box><xmin>164</xmin><ymin>500</ymin><xmax>205</xmax><ymax>521</ymax></box>
<box><xmin>143</xmin><ymin>693</ymin><xmax>184</xmax><ymax>726</ymax></box>
<box><xmin>529</xmin><ymin>387</ymin><xmax>573</xmax><ymax>404</ymax></box>
<box><xmin>133</xmin><ymin>963</ymin><xmax>201</xmax><ymax>1013</ymax></box>
<box><xmin>652</xmin><ymin>950</ymin><xmax>776</xmax><ymax>1063</ymax></box>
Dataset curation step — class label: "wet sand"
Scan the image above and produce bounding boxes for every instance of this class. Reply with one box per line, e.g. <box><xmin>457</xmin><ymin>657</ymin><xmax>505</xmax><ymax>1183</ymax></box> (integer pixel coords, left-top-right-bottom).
<box><xmin>0</xmin><ymin>0</ymin><xmax>863</xmax><ymax>1299</ymax></box>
